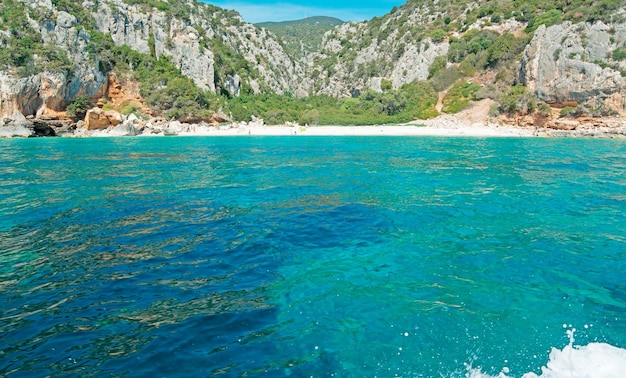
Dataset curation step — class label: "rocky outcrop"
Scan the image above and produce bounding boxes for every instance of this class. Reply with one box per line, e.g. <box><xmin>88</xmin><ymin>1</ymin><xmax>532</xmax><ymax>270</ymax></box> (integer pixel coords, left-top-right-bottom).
<box><xmin>34</xmin><ymin>11</ymin><xmax>107</xmax><ymax>112</ymax></box>
<box><xmin>94</xmin><ymin>3</ymin><xmax>217</xmax><ymax>92</ymax></box>
<box><xmin>0</xmin><ymin>124</ymin><xmax>33</xmax><ymax>138</ymax></box>
<box><xmin>0</xmin><ymin>71</ymin><xmax>98</xmax><ymax>120</ymax></box>
<box><xmin>0</xmin><ymin>0</ymin><xmax>305</xmax><ymax>121</ymax></box>
<box><xmin>91</xmin><ymin>0</ymin><xmax>307</xmax><ymax>96</ymax></box>
<box><xmin>0</xmin><ymin>112</ymin><xmax>34</xmax><ymax>137</ymax></box>
<box><xmin>225</xmin><ymin>74</ymin><xmax>241</xmax><ymax>97</ymax></box>
<box><xmin>306</xmin><ymin>8</ymin><xmax>449</xmax><ymax>97</ymax></box>
<box><xmin>109</xmin><ymin>122</ymin><xmax>137</xmax><ymax>136</ymax></box>
<box><xmin>0</xmin><ymin>7</ymin><xmax>106</xmax><ymax>120</ymax></box>
<box><xmin>520</xmin><ymin>21</ymin><xmax>626</xmax><ymax>114</ymax></box>
<box><xmin>85</xmin><ymin>108</ymin><xmax>124</xmax><ymax>130</ymax></box>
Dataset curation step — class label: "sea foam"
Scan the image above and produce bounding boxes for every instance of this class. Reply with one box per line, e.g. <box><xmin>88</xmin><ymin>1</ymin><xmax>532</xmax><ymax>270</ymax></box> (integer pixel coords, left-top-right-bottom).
<box><xmin>468</xmin><ymin>330</ymin><xmax>626</xmax><ymax>378</ymax></box>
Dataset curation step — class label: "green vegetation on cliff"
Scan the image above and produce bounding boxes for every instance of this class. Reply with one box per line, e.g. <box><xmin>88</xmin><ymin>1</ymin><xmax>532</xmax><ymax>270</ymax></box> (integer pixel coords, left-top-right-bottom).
<box><xmin>89</xmin><ymin>30</ymin><xmax>218</xmax><ymax>118</ymax></box>
<box><xmin>257</xmin><ymin>16</ymin><xmax>344</xmax><ymax>58</ymax></box>
<box><xmin>0</xmin><ymin>0</ymin><xmax>72</xmax><ymax>76</ymax></box>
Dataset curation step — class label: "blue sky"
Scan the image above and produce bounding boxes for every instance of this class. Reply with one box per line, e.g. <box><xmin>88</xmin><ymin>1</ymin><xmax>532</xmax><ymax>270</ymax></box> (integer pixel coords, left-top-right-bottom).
<box><xmin>203</xmin><ymin>0</ymin><xmax>405</xmax><ymax>23</ymax></box>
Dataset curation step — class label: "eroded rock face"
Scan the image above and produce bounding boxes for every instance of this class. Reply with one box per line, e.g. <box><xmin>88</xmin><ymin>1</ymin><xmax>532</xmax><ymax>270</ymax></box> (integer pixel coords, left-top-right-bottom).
<box><xmin>91</xmin><ymin>0</ymin><xmax>306</xmax><ymax>96</ymax></box>
<box><xmin>0</xmin><ymin>8</ymin><xmax>107</xmax><ymax>120</ymax></box>
<box><xmin>94</xmin><ymin>5</ymin><xmax>217</xmax><ymax>92</ymax></box>
<box><xmin>225</xmin><ymin>74</ymin><xmax>241</xmax><ymax>97</ymax></box>
<box><xmin>0</xmin><ymin>124</ymin><xmax>34</xmax><ymax>138</ymax></box>
<box><xmin>0</xmin><ymin>0</ymin><xmax>305</xmax><ymax>121</ymax></box>
<box><xmin>0</xmin><ymin>112</ymin><xmax>34</xmax><ymax>137</ymax></box>
<box><xmin>520</xmin><ymin>22</ymin><xmax>626</xmax><ymax>114</ymax></box>
<box><xmin>85</xmin><ymin>108</ymin><xmax>124</xmax><ymax>130</ymax></box>
<box><xmin>307</xmin><ymin>10</ymin><xmax>449</xmax><ymax>97</ymax></box>
<box><xmin>1</xmin><ymin>73</ymin><xmax>42</xmax><ymax>118</ymax></box>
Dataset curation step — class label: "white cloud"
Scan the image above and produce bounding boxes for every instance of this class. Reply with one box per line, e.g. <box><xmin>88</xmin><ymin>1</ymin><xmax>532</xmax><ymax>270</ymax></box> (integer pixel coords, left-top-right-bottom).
<box><xmin>206</xmin><ymin>1</ymin><xmax>383</xmax><ymax>23</ymax></box>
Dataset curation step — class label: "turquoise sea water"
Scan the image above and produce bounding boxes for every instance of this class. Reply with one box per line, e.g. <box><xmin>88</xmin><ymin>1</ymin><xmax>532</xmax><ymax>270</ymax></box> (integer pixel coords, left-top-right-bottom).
<box><xmin>0</xmin><ymin>136</ymin><xmax>625</xmax><ymax>377</ymax></box>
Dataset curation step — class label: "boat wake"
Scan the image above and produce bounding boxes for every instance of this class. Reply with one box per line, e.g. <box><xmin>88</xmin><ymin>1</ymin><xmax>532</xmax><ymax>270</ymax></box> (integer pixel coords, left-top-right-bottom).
<box><xmin>467</xmin><ymin>328</ymin><xmax>626</xmax><ymax>378</ymax></box>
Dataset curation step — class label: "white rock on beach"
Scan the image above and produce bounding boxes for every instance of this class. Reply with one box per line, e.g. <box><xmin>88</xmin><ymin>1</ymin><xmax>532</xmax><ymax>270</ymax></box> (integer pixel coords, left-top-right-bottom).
<box><xmin>109</xmin><ymin>122</ymin><xmax>137</xmax><ymax>136</ymax></box>
<box><xmin>0</xmin><ymin>124</ymin><xmax>33</xmax><ymax>138</ymax></box>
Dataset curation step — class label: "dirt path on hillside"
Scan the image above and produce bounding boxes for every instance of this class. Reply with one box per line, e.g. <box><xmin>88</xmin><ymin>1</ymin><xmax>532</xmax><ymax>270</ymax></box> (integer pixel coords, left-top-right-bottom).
<box><xmin>456</xmin><ymin>98</ymin><xmax>494</xmax><ymax>125</ymax></box>
<box><xmin>436</xmin><ymin>91</ymin><xmax>445</xmax><ymax>113</ymax></box>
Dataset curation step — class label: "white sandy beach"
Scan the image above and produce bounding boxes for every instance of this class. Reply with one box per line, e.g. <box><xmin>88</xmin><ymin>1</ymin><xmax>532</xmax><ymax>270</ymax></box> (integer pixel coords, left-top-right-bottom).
<box><xmin>173</xmin><ymin>99</ymin><xmax>538</xmax><ymax>138</ymax></box>
<box><xmin>174</xmin><ymin>122</ymin><xmax>536</xmax><ymax>138</ymax></box>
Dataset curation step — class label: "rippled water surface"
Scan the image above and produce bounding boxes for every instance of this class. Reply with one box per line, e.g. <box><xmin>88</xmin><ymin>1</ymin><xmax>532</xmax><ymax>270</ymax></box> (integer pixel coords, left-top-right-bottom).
<box><xmin>1</xmin><ymin>136</ymin><xmax>625</xmax><ymax>377</ymax></box>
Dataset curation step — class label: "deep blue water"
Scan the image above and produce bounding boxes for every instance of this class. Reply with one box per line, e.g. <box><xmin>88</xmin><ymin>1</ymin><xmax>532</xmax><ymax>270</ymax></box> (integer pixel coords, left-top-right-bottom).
<box><xmin>0</xmin><ymin>136</ymin><xmax>625</xmax><ymax>377</ymax></box>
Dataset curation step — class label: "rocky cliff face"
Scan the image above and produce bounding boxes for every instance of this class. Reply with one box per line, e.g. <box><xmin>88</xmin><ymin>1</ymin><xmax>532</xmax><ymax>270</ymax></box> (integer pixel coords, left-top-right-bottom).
<box><xmin>0</xmin><ymin>0</ymin><xmax>306</xmax><ymax>119</ymax></box>
<box><xmin>88</xmin><ymin>0</ymin><xmax>307</xmax><ymax>96</ymax></box>
<box><xmin>305</xmin><ymin>5</ymin><xmax>450</xmax><ymax>97</ymax></box>
<box><xmin>520</xmin><ymin>21</ymin><xmax>626</xmax><ymax>114</ymax></box>
<box><xmin>1</xmin><ymin>6</ymin><xmax>107</xmax><ymax>118</ymax></box>
<box><xmin>94</xmin><ymin>1</ymin><xmax>217</xmax><ymax>92</ymax></box>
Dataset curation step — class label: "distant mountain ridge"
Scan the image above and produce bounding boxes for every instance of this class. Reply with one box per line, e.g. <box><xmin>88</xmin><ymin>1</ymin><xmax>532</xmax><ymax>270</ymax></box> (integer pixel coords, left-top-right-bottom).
<box><xmin>256</xmin><ymin>16</ymin><xmax>344</xmax><ymax>28</ymax></box>
<box><xmin>256</xmin><ymin>16</ymin><xmax>344</xmax><ymax>59</ymax></box>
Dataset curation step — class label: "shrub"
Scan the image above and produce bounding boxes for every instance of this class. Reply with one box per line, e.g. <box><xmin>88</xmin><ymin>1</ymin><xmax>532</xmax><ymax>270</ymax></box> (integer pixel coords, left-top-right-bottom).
<box><xmin>120</xmin><ymin>101</ymin><xmax>143</xmax><ymax>116</ymax></box>
<box><xmin>526</xmin><ymin>9</ymin><xmax>562</xmax><ymax>33</ymax></box>
<box><xmin>430</xmin><ymin>65</ymin><xmax>462</xmax><ymax>91</ymax></box>
<box><xmin>430</xmin><ymin>28</ymin><xmax>446</xmax><ymax>43</ymax></box>
<box><xmin>486</xmin><ymin>33</ymin><xmax>529</xmax><ymax>67</ymax></box>
<box><xmin>488</xmin><ymin>104</ymin><xmax>501</xmax><ymax>117</ymax></box>
<box><xmin>381</xmin><ymin>79</ymin><xmax>393</xmax><ymax>91</ymax></box>
<box><xmin>448</xmin><ymin>30</ymin><xmax>498</xmax><ymax>65</ymax></box>
<box><xmin>474</xmin><ymin>85</ymin><xmax>497</xmax><ymax>100</ymax></box>
<box><xmin>537</xmin><ymin>102</ymin><xmax>552</xmax><ymax>116</ymax></box>
<box><xmin>441</xmin><ymin>81</ymin><xmax>481</xmax><ymax>113</ymax></box>
<box><xmin>559</xmin><ymin>106</ymin><xmax>577</xmax><ymax>118</ymax></box>
<box><xmin>264</xmin><ymin>109</ymin><xmax>291</xmax><ymax>125</ymax></box>
<box><xmin>428</xmin><ymin>56</ymin><xmax>447</xmax><ymax>79</ymax></box>
<box><xmin>66</xmin><ymin>95</ymin><xmax>91</xmax><ymax>118</ymax></box>
<box><xmin>498</xmin><ymin>85</ymin><xmax>534</xmax><ymax>114</ymax></box>
<box><xmin>612</xmin><ymin>48</ymin><xmax>626</xmax><ymax>61</ymax></box>
<box><xmin>298</xmin><ymin>109</ymin><xmax>320</xmax><ymax>125</ymax></box>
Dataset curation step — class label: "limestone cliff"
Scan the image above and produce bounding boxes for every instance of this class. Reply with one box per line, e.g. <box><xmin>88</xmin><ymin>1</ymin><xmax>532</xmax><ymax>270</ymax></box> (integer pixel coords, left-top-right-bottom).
<box><xmin>1</xmin><ymin>6</ymin><xmax>107</xmax><ymax>118</ymax></box>
<box><xmin>0</xmin><ymin>0</ymin><xmax>305</xmax><ymax>120</ymax></box>
<box><xmin>305</xmin><ymin>5</ymin><xmax>450</xmax><ymax>97</ymax></box>
<box><xmin>520</xmin><ymin>21</ymin><xmax>626</xmax><ymax>114</ymax></box>
<box><xmin>89</xmin><ymin>0</ymin><xmax>306</xmax><ymax>96</ymax></box>
<box><xmin>93</xmin><ymin>1</ymin><xmax>216</xmax><ymax>92</ymax></box>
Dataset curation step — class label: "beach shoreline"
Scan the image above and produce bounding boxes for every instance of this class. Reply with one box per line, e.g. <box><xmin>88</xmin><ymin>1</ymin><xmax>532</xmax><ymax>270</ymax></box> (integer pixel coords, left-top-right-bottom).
<box><xmin>168</xmin><ymin>122</ymin><xmax>538</xmax><ymax>138</ymax></box>
<box><xmin>47</xmin><ymin>118</ymin><xmax>626</xmax><ymax>139</ymax></box>
<box><xmin>2</xmin><ymin>99</ymin><xmax>625</xmax><ymax>138</ymax></box>
<box><xmin>80</xmin><ymin>98</ymin><xmax>626</xmax><ymax>139</ymax></box>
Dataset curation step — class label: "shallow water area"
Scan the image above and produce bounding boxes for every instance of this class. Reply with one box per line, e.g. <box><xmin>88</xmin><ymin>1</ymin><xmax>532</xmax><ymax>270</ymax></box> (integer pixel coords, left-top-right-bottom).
<box><xmin>0</xmin><ymin>136</ymin><xmax>625</xmax><ymax>377</ymax></box>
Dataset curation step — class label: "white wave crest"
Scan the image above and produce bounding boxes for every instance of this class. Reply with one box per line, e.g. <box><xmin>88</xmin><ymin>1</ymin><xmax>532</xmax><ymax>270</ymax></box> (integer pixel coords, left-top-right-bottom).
<box><xmin>468</xmin><ymin>342</ymin><xmax>626</xmax><ymax>378</ymax></box>
<box><xmin>521</xmin><ymin>342</ymin><xmax>626</xmax><ymax>378</ymax></box>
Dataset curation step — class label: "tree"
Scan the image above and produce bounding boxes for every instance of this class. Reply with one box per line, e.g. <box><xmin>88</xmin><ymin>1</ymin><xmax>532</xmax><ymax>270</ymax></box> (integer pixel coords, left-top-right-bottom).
<box><xmin>66</xmin><ymin>95</ymin><xmax>92</xmax><ymax>119</ymax></box>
